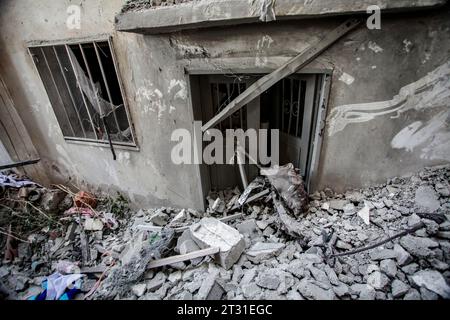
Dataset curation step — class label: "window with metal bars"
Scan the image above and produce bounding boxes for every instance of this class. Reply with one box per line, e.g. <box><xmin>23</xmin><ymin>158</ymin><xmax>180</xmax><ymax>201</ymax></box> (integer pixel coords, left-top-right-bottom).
<box><xmin>29</xmin><ymin>40</ymin><xmax>136</xmax><ymax>147</ymax></box>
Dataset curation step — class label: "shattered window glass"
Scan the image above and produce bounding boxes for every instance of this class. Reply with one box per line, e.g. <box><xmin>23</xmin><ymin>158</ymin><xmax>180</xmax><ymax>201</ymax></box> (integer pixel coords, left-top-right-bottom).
<box><xmin>29</xmin><ymin>41</ymin><xmax>135</xmax><ymax>146</ymax></box>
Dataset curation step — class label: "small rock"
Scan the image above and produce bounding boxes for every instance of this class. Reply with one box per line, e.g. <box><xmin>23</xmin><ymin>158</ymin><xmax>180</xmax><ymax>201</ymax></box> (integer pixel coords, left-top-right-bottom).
<box><xmin>367</xmin><ymin>271</ymin><xmax>390</xmax><ymax>290</ymax></box>
<box><xmin>357</xmin><ymin>204</ymin><xmax>370</xmax><ymax>225</ymax></box>
<box><xmin>147</xmin><ymin>272</ymin><xmax>166</xmax><ymax>292</ymax></box>
<box><xmin>242</xmin><ymin>283</ymin><xmax>262</xmax><ymax>299</ymax></box>
<box><xmin>297</xmin><ymin>278</ymin><xmax>336</xmax><ymax>300</ymax></box>
<box><xmin>84</xmin><ymin>218</ymin><xmax>104</xmax><ymax>231</ymax></box>
<box><xmin>257</xmin><ymin>270</ymin><xmax>281</xmax><ymax>290</ymax></box>
<box><xmin>403</xmin><ymin>288</ymin><xmax>421</xmax><ymax>300</ymax></box>
<box><xmin>370</xmin><ymin>249</ymin><xmax>397</xmax><ymax>261</ymax></box>
<box><xmin>420</xmin><ymin>287</ymin><xmax>439</xmax><ymax>300</ymax></box>
<box><xmin>236</xmin><ymin>220</ymin><xmax>258</xmax><ymax>238</ymax></box>
<box><xmin>380</xmin><ymin>259</ymin><xmax>397</xmax><ymax>277</ymax></box>
<box><xmin>336</xmin><ymin>240</ymin><xmax>352</xmax><ymax>250</ymax></box>
<box><xmin>411</xmin><ymin>270</ymin><xmax>450</xmax><ymax>299</ymax></box>
<box><xmin>435</xmin><ymin>182</ymin><xmax>450</xmax><ymax>197</ymax></box>
<box><xmin>399</xmin><ymin>235</ymin><xmax>439</xmax><ymax>258</ymax></box>
<box><xmin>346</xmin><ymin>191</ymin><xmax>365</xmax><ymax>203</ymax></box>
<box><xmin>391</xmin><ymin>279</ymin><xmax>410</xmax><ymax>298</ymax></box>
<box><xmin>393</xmin><ymin>244</ymin><xmax>413</xmax><ymax>266</ymax></box>
<box><xmin>246</xmin><ymin>242</ymin><xmax>285</xmax><ymax>263</ymax></box>
<box><xmin>401</xmin><ymin>263</ymin><xmax>419</xmax><ymax>275</ymax></box>
<box><xmin>149</xmin><ymin>209</ymin><xmax>169</xmax><ymax>226</ymax></box>
<box><xmin>131</xmin><ymin>283</ymin><xmax>147</xmax><ymax>297</ymax></box>
<box><xmin>197</xmin><ymin>271</ymin><xmax>225</xmax><ymax>300</ymax></box>
<box><xmin>350</xmin><ymin>284</ymin><xmax>376</xmax><ymax>300</ymax></box>
<box><xmin>256</xmin><ymin>220</ymin><xmax>269</xmax><ymax>230</ymax></box>
<box><xmin>329</xmin><ymin>200</ymin><xmax>348</xmax><ymax>211</ymax></box>
<box><xmin>415</xmin><ymin>186</ymin><xmax>440</xmax><ymax>212</ymax></box>
<box><xmin>168</xmin><ymin>271</ymin><xmax>182</xmax><ymax>283</ymax></box>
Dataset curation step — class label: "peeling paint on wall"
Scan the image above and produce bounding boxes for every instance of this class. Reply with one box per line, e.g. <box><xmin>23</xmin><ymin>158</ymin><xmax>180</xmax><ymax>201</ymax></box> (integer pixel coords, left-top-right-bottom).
<box><xmin>338</xmin><ymin>72</ymin><xmax>355</xmax><ymax>85</ymax></box>
<box><xmin>368</xmin><ymin>41</ymin><xmax>383</xmax><ymax>53</ymax></box>
<box><xmin>136</xmin><ymin>78</ymin><xmax>187</xmax><ymax>123</ymax></box>
<box><xmin>328</xmin><ymin>60</ymin><xmax>450</xmax><ymax>136</ymax></box>
<box><xmin>168</xmin><ymin>79</ymin><xmax>187</xmax><ymax>101</ymax></box>
<box><xmin>391</xmin><ymin>110</ymin><xmax>450</xmax><ymax>161</ymax></box>
<box><xmin>117</xmin><ymin>151</ymin><xmax>131</xmax><ymax>165</ymax></box>
<box><xmin>403</xmin><ymin>39</ymin><xmax>413</xmax><ymax>53</ymax></box>
<box><xmin>255</xmin><ymin>35</ymin><xmax>274</xmax><ymax>67</ymax></box>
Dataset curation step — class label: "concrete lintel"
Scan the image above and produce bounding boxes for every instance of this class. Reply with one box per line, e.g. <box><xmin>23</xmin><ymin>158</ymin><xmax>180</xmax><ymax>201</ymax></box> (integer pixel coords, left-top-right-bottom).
<box><xmin>115</xmin><ymin>0</ymin><xmax>448</xmax><ymax>34</ymax></box>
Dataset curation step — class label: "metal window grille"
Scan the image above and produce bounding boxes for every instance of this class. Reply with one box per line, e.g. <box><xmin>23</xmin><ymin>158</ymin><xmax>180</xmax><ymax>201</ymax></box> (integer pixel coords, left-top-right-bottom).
<box><xmin>210</xmin><ymin>81</ymin><xmax>248</xmax><ymax>132</ymax></box>
<box><xmin>280</xmin><ymin>77</ymin><xmax>307</xmax><ymax>138</ymax></box>
<box><xmin>29</xmin><ymin>39</ymin><xmax>136</xmax><ymax>147</ymax></box>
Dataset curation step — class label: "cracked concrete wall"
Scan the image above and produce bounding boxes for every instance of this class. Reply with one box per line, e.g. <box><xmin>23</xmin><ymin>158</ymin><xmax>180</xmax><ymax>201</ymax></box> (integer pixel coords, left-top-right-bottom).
<box><xmin>0</xmin><ymin>0</ymin><xmax>204</xmax><ymax>209</ymax></box>
<box><xmin>165</xmin><ymin>8</ymin><xmax>450</xmax><ymax>193</ymax></box>
<box><xmin>0</xmin><ymin>0</ymin><xmax>449</xmax><ymax>208</ymax></box>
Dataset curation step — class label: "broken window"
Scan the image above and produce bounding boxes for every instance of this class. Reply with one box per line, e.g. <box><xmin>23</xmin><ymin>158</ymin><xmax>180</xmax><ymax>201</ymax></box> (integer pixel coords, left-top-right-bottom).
<box><xmin>29</xmin><ymin>40</ymin><xmax>136</xmax><ymax>147</ymax></box>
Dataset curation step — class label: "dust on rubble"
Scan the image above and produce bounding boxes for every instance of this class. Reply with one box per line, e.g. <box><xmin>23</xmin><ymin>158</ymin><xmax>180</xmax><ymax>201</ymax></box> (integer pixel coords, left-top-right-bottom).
<box><xmin>0</xmin><ymin>164</ymin><xmax>449</xmax><ymax>300</ymax></box>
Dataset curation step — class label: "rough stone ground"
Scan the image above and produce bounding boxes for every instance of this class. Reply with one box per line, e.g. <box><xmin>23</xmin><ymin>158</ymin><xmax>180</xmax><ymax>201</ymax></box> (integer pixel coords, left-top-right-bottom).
<box><xmin>1</xmin><ymin>165</ymin><xmax>449</xmax><ymax>300</ymax></box>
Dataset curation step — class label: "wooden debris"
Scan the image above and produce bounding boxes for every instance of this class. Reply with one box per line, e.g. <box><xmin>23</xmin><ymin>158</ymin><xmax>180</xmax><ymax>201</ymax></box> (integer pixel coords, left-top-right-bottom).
<box><xmin>147</xmin><ymin>247</ymin><xmax>220</xmax><ymax>269</ymax></box>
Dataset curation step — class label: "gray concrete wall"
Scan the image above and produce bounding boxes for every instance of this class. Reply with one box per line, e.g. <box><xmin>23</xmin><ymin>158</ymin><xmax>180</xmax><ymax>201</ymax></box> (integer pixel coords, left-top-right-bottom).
<box><xmin>0</xmin><ymin>0</ymin><xmax>204</xmax><ymax>209</ymax></box>
<box><xmin>0</xmin><ymin>0</ymin><xmax>449</xmax><ymax>209</ymax></box>
<box><xmin>0</xmin><ymin>140</ymin><xmax>12</xmax><ymax>166</ymax></box>
<box><xmin>161</xmin><ymin>8</ymin><xmax>450</xmax><ymax>193</ymax></box>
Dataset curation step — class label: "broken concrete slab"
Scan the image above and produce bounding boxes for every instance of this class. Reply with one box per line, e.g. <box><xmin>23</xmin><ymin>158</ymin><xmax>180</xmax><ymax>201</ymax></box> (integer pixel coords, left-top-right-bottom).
<box><xmin>415</xmin><ymin>186</ymin><xmax>441</xmax><ymax>212</ymax></box>
<box><xmin>349</xmin><ymin>284</ymin><xmax>376</xmax><ymax>300</ymax></box>
<box><xmin>246</xmin><ymin>242</ymin><xmax>286</xmax><ymax>263</ymax></box>
<box><xmin>367</xmin><ymin>271</ymin><xmax>390</xmax><ymax>290</ymax></box>
<box><xmin>116</xmin><ymin>0</ymin><xmax>447</xmax><ymax>35</ymax></box>
<box><xmin>380</xmin><ymin>259</ymin><xmax>397</xmax><ymax>277</ymax></box>
<box><xmin>236</xmin><ymin>219</ymin><xmax>258</xmax><ymax>239</ymax></box>
<box><xmin>256</xmin><ymin>269</ymin><xmax>281</xmax><ymax>290</ymax></box>
<box><xmin>329</xmin><ymin>200</ymin><xmax>348</xmax><ymax>211</ymax></box>
<box><xmin>197</xmin><ymin>270</ymin><xmax>226</xmax><ymax>300</ymax></box>
<box><xmin>84</xmin><ymin>218</ymin><xmax>104</xmax><ymax>231</ymax></box>
<box><xmin>391</xmin><ymin>279</ymin><xmax>410</xmax><ymax>298</ymax></box>
<box><xmin>297</xmin><ymin>278</ymin><xmax>336</xmax><ymax>300</ymax></box>
<box><xmin>131</xmin><ymin>283</ymin><xmax>147</xmax><ymax>297</ymax></box>
<box><xmin>148</xmin><ymin>209</ymin><xmax>169</xmax><ymax>226</ymax></box>
<box><xmin>411</xmin><ymin>270</ymin><xmax>450</xmax><ymax>299</ymax></box>
<box><xmin>357</xmin><ymin>204</ymin><xmax>370</xmax><ymax>225</ymax></box>
<box><xmin>190</xmin><ymin>217</ymin><xmax>245</xmax><ymax>269</ymax></box>
<box><xmin>399</xmin><ymin>235</ymin><xmax>439</xmax><ymax>258</ymax></box>
<box><xmin>370</xmin><ymin>249</ymin><xmax>398</xmax><ymax>261</ymax></box>
<box><xmin>147</xmin><ymin>272</ymin><xmax>167</xmax><ymax>292</ymax></box>
<box><xmin>393</xmin><ymin>244</ymin><xmax>413</xmax><ymax>266</ymax></box>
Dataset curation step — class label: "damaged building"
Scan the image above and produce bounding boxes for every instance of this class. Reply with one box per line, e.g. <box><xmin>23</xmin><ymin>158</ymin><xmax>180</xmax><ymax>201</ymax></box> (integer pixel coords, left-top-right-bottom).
<box><xmin>0</xmin><ymin>0</ymin><xmax>449</xmax><ymax>301</ymax></box>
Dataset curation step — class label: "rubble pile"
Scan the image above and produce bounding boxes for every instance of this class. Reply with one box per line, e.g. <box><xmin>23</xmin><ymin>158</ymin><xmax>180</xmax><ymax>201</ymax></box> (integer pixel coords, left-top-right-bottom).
<box><xmin>1</xmin><ymin>165</ymin><xmax>450</xmax><ymax>300</ymax></box>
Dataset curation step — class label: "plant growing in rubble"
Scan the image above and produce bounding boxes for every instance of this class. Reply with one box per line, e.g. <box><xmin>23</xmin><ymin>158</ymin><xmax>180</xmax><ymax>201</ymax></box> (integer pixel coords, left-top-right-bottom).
<box><xmin>105</xmin><ymin>192</ymin><xmax>131</xmax><ymax>219</ymax></box>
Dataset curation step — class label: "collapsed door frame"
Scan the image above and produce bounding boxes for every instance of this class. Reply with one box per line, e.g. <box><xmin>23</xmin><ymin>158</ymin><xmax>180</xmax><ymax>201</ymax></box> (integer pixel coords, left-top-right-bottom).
<box><xmin>188</xmin><ymin>68</ymin><xmax>332</xmax><ymax>207</ymax></box>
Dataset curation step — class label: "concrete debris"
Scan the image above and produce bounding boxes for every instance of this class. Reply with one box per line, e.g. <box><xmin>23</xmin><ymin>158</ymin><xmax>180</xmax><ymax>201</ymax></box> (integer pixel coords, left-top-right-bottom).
<box><xmin>148</xmin><ymin>209</ymin><xmax>169</xmax><ymax>226</ymax></box>
<box><xmin>391</xmin><ymin>279</ymin><xmax>410</xmax><ymax>298</ymax></box>
<box><xmin>367</xmin><ymin>271</ymin><xmax>390</xmax><ymax>290</ymax></box>
<box><xmin>246</xmin><ymin>242</ymin><xmax>285</xmax><ymax>263</ymax></box>
<box><xmin>261</xmin><ymin>163</ymin><xmax>309</xmax><ymax>216</ymax></box>
<box><xmin>411</xmin><ymin>270</ymin><xmax>450</xmax><ymax>299</ymax></box>
<box><xmin>399</xmin><ymin>235</ymin><xmax>439</xmax><ymax>258</ymax></box>
<box><xmin>297</xmin><ymin>278</ymin><xmax>336</xmax><ymax>300</ymax></box>
<box><xmin>357</xmin><ymin>203</ymin><xmax>371</xmax><ymax>225</ymax></box>
<box><xmin>84</xmin><ymin>218</ymin><xmax>104</xmax><ymax>231</ymax></box>
<box><xmin>415</xmin><ymin>186</ymin><xmax>441</xmax><ymax>213</ymax></box>
<box><xmin>256</xmin><ymin>269</ymin><xmax>281</xmax><ymax>290</ymax></box>
<box><xmin>189</xmin><ymin>218</ymin><xmax>245</xmax><ymax>270</ymax></box>
<box><xmin>1</xmin><ymin>165</ymin><xmax>450</xmax><ymax>300</ymax></box>
<box><xmin>131</xmin><ymin>283</ymin><xmax>147</xmax><ymax>297</ymax></box>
